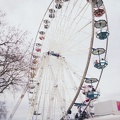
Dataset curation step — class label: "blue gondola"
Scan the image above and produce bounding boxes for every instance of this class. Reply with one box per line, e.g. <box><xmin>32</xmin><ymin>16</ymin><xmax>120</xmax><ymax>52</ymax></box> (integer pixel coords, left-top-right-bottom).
<box><xmin>96</xmin><ymin>31</ymin><xmax>109</xmax><ymax>40</ymax></box>
<box><xmin>94</xmin><ymin>59</ymin><xmax>108</xmax><ymax>69</ymax></box>
<box><xmin>87</xmin><ymin>91</ymin><xmax>100</xmax><ymax>99</ymax></box>
<box><xmin>74</xmin><ymin>103</ymin><xmax>86</xmax><ymax>107</ymax></box>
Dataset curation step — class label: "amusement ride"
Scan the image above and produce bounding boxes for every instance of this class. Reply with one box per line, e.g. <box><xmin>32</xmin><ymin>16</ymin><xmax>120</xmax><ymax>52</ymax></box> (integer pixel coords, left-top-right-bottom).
<box><xmin>8</xmin><ymin>0</ymin><xmax>109</xmax><ymax>119</ymax></box>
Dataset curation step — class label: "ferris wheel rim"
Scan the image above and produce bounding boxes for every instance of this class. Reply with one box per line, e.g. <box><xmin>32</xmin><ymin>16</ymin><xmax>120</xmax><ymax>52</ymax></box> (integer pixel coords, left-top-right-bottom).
<box><xmin>28</xmin><ymin>0</ymin><xmax>109</xmax><ymax>119</ymax></box>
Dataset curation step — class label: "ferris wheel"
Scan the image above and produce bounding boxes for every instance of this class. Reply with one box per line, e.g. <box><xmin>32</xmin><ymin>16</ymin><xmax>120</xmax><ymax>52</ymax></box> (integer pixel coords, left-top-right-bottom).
<box><xmin>8</xmin><ymin>0</ymin><xmax>109</xmax><ymax>120</ymax></box>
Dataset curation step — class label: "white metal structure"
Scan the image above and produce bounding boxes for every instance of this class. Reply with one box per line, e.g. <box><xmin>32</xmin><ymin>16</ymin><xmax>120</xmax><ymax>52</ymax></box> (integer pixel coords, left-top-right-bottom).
<box><xmin>8</xmin><ymin>0</ymin><xmax>109</xmax><ymax>120</ymax></box>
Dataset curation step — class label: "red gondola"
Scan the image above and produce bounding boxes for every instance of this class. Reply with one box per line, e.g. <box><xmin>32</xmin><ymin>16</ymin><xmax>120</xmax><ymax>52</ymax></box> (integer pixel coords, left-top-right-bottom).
<box><xmin>94</xmin><ymin>8</ymin><xmax>105</xmax><ymax>17</ymax></box>
<box><xmin>36</xmin><ymin>48</ymin><xmax>41</xmax><ymax>52</ymax></box>
<box><xmin>39</xmin><ymin>36</ymin><xmax>45</xmax><ymax>40</ymax></box>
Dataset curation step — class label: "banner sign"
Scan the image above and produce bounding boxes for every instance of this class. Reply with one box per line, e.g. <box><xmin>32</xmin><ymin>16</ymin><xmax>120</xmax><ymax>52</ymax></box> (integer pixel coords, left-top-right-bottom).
<box><xmin>117</xmin><ymin>101</ymin><xmax>120</xmax><ymax>111</ymax></box>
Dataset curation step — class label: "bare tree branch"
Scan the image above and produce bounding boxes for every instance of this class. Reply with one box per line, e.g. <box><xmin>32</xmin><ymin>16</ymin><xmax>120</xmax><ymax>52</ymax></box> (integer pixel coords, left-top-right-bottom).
<box><xmin>0</xmin><ymin>10</ymin><xmax>32</xmax><ymax>94</ymax></box>
<box><xmin>0</xmin><ymin>101</ymin><xmax>7</xmax><ymax>119</ymax></box>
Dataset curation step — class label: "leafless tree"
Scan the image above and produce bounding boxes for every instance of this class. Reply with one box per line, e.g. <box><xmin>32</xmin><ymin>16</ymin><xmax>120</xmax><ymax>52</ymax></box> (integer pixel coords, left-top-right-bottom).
<box><xmin>0</xmin><ymin>10</ymin><xmax>32</xmax><ymax>93</ymax></box>
<box><xmin>0</xmin><ymin>101</ymin><xmax>7</xmax><ymax>119</ymax></box>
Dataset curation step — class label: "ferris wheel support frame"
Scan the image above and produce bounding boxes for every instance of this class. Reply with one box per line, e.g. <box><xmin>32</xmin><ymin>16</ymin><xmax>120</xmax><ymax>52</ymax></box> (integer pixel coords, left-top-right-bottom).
<box><xmin>8</xmin><ymin>84</ymin><xmax>28</xmax><ymax>120</ymax></box>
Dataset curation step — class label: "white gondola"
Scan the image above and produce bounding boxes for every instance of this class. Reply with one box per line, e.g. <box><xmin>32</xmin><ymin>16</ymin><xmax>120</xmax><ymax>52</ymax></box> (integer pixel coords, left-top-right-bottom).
<box><xmin>92</xmin><ymin>48</ymin><xmax>105</xmax><ymax>55</ymax></box>
<box><xmin>63</xmin><ymin>0</ymin><xmax>70</xmax><ymax>2</ymax></box>
<box><xmin>49</xmin><ymin>8</ymin><xmax>55</xmax><ymax>13</ymax></box>
<box><xmin>44</xmin><ymin>19</ymin><xmax>50</xmax><ymax>24</ymax></box>
<box><xmin>29</xmin><ymin>84</ymin><xmax>35</xmax><ymax>89</ymax></box>
<box><xmin>55</xmin><ymin>0</ymin><xmax>62</xmax><ymax>4</ymax></box>
<box><xmin>94</xmin><ymin>20</ymin><xmax>107</xmax><ymax>29</ymax></box>
<box><xmin>55</xmin><ymin>2</ymin><xmax>63</xmax><ymax>9</ymax></box>
<box><xmin>49</xmin><ymin>13</ymin><xmax>55</xmax><ymax>18</ymax></box>
<box><xmin>44</xmin><ymin>24</ymin><xmax>49</xmax><ymax>29</ymax></box>
<box><xmin>39</xmin><ymin>31</ymin><xmax>45</xmax><ymax>35</ymax></box>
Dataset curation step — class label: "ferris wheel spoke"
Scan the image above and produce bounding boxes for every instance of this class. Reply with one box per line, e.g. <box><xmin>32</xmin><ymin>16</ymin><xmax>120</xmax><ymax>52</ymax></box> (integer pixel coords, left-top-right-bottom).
<box><xmin>64</xmin><ymin>4</ymin><xmax>90</xmax><ymax>45</ymax></box>
<box><xmin>61</xmin><ymin>34</ymin><xmax>91</xmax><ymax>53</ymax></box>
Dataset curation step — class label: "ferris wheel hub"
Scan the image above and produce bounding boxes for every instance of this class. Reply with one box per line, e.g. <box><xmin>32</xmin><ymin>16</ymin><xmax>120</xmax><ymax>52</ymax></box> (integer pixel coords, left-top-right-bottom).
<box><xmin>47</xmin><ymin>51</ymin><xmax>61</xmax><ymax>58</ymax></box>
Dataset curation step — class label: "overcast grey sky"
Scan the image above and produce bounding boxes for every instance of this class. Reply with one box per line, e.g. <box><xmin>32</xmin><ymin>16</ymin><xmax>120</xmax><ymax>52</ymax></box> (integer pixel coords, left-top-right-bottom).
<box><xmin>0</xmin><ymin>0</ymin><xmax>120</xmax><ymax>119</ymax></box>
